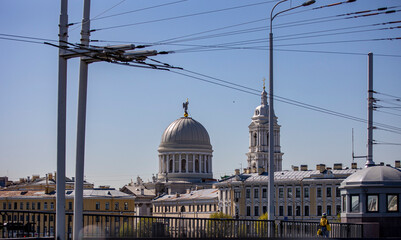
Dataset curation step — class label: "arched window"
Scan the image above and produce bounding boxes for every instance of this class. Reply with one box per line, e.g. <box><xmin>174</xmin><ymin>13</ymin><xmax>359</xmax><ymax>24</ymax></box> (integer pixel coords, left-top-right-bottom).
<box><xmin>206</xmin><ymin>159</ymin><xmax>209</xmax><ymax>173</ymax></box>
<box><xmin>253</xmin><ymin>133</ymin><xmax>257</xmax><ymax>146</ymax></box>
<box><xmin>195</xmin><ymin>159</ymin><xmax>199</xmax><ymax>173</ymax></box>
<box><xmin>181</xmin><ymin>159</ymin><xmax>186</xmax><ymax>172</ymax></box>
<box><xmin>164</xmin><ymin>159</ymin><xmax>167</xmax><ymax>173</ymax></box>
<box><xmin>169</xmin><ymin>159</ymin><xmax>173</xmax><ymax>173</ymax></box>
<box><xmin>201</xmin><ymin>159</ymin><xmax>205</xmax><ymax>173</ymax></box>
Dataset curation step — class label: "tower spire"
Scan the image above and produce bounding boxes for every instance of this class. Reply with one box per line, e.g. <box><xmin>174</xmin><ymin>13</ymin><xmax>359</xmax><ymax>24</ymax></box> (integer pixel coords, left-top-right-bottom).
<box><xmin>261</xmin><ymin>78</ymin><xmax>267</xmax><ymax>106</ymax></box>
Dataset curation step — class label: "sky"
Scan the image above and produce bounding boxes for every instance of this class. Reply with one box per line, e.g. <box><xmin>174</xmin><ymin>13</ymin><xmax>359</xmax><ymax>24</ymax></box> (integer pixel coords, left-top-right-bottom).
<box><xmin>0</xmin><ymin>0</ymin><xmax>400</xmax><ymax>188</ymax></box>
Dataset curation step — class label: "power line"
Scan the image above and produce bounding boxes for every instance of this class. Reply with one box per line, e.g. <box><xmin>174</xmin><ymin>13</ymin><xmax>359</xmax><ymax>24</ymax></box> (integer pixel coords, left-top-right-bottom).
<box><xmin>91</xmin><ymin>0</ymin><xmax>277</xmax><ymax>32</ymax></box>
<box><xmin>169</xmin><ymin>68</ymin><xmax>401</xmax><ymax>134</ymax></box>
<box><xmin>375</xmin><ymin>91</ymin><xmax>401</xmax><ymax>100</ymax></box>
<box><xmin>0</xmin><ymin>36</ymin><xmax>45</xmax><ymax>45</ymax></box>
<box><xmin>376</xmin><ymin>110</ymin><xmax>401</xmax><ymax>117</ymax></box>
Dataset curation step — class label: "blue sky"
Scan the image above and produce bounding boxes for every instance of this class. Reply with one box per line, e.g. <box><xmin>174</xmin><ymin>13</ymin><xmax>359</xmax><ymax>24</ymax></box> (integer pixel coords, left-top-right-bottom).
<box><xmin>1</xmin><ymin>0</ymin><xmax>400</xmax><ymax>188</ymax></box>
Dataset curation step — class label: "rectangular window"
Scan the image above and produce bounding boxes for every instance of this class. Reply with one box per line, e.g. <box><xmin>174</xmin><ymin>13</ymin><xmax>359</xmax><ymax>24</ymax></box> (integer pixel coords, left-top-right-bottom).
<box><xmin>115</xmin><ymin>202</ymin><xmax>119</xmax><ymax>210</ymax></box>
<box><xmin>342</xmin><ymin>195</ymin><xmax>346</xmax><ymax>212</ymax></box>
<box><xmin>50</xmin><ymin>202</ymin><xmax>54</xmax><ymax>210</ymax></box>
<box><xmin>96</xmin><ymin>202</ymin><xmax>100</xmax><ymax>210</ymax></box>
<box><xmin>287</xmin><ymin>206</ymin><xmax>293</xmax><ymax>216</ymax></box>
<box><xmin>287</xmin><ymin>188</ymin><xmax>293</xmax><ymax>198</ymax></box>
<box><xmin>327</xmin><ymin>187</ymin><xmax>332</xmax><ymax>198</ymax></box>
<box><xmin>20</xmin><ymin>202</ymin><xmax>23</xmax><ymax>210</ymax></box>
<box><xmin>3</xmin><ymin>202</ymin><xmax>6</xmax><ymax>209</ymax></box>
<box><xmin>304</xmin><ymin>187</ymin><xmax>309</xmax><ymax>198</ymax></box>
<box><xmin>246</xmin><ymin>206</ymin><xmax>251</xmax><ymax>216</ymax></box>
<box><xmin>263</xmin><ymin>206</ymin><xmax>267</xmax><ymax>214</ymax></box>
<box><xmin>304</xmin><ymin>206</ymin><xmax>310</xmax><ymax>216</ymax></box>
<box><xmin>279</xmin><ymin>206</ymin><xmax>284</xmax><ymax>216</ymax></box>
<box><xmin>68</xmin><ymin>202</ymin><xmax>72</xmax><ymax>210</ymax></box>
<box><xmin>32</xmin><ymin>202</ymin><xmax>36</xmax><ymax>210</ymax></box>
<box><xmin>351</xmin><ymin>195</ymin><xmax>360</xmax><ymax>212</ymax></box>
<box><xmin>279</xmin><ymin>188</ymin><xmax>284</xmax><ymax>198</ymax></box>
<box><xmin>317</xmin><ymin>205</ymin><xmax>322</xmax><ymax>216</ymax></box>
<box><xmin>105</xmin><ymin>202</ymin><xmax>110</xmax><ymax>210</ymax></box>
<box><xmin>246</xmin><ymin>189</ymin><xmax>251</xmax><ymax>198</ymax></box>
<box><xmin>317</xmin><ymin>187</ymin><xmax>322</xmax><ymax>198</ymax></box>
<box><xmin>262</xmin><ymin>188</ymin><xmax>267</xmax><ymax>198</ymax></box>
<box><xmin>26</xmin><ymin>202</ymin><xmax>30</xmax><ymax>210</ymax></box>
<box><xmin>387</xmin><ymin>194</ymin><xmax>398</xmax><ymax>212</ymax></box>
<box><xmin>367</xmin><ymin>195</ymin><xmax>379</xmax><ymax>212</ymax></box>
<box><xmin>296</xmin><ymin>188</ymin><xmax>301</xmax><ymax>198</ymax></box>
<box><xmin>254</xmin><ymin>206</ymin><xmax>259</xmax><ymax>216</ymax></box>
<box><xmin>37</xmin><ymin>202</ymin><xmax>41</xmax><ymax>210</ymax></box>
<box><xmin>14</xmin><ymin>202</ymin><xmax>17</xmax><ymax>210</ymax></box>
<box><xmin>124</xmin><ymin>202</ymin><xmax>128</xmax><ymax>210</ymax></box>
<box><xmin>336</xmin><ymin>186</ymin><xmax>341</xmax><ymax>197</ymax></box>
<box><xmin>44</xmin><ymin>202</ymin><xmax>48</xmax><ymax>210</ymax></box>
<box><xmin>336</xmin><ymin>205</ymin><xmax>341</xmax><ymax>215</ymax></box>
<box><xmin>296</xmin><ymin>206</ymin><xmax>301</xmax><ymax>216</ymax></box>
<box><xmin>254</xmin><ymin>189</ymin><xmax>259</xmax><ymax>199</ymax></box>
<box><xmin>327</xmin><ymin>205</ymin><xmax>332</xmax><ymax>216</ymax></box>
<box><xmin>8</xmin><ymin>203</ymin><xmax>11</xmax><ymax>209</ymax></box>
<box><xmin>234</xmin><ymin>191</ymin><xmax>241</xmax><ymax>201</ymax></box>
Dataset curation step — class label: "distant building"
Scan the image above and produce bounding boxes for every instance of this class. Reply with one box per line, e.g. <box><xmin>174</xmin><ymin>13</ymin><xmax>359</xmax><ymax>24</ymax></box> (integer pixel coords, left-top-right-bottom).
<box><xmin>0</xmin><ymin>177</ymin><xmax>8</xmax><ymax>188</ymax></box>
<box><xmin>216</xmin><ymin>164</ymin><xmax>357</xmax><ymax>221</ymax></box>
<box><xmin>0</xmin><ymin>188</ymin><xmax>135</xmax><ymax>236</ymax></box>
<box><xmin>4</xmin><ymin>173</ymin><xmax>93</xmax><ymax>191</ymax></box>
<box><xmin>120</xmin><ymin>177</ymin><xmax>156</xmax><ymax>216</ymax></box>
<box><xmin>152</xmin><ymin>188</ymin><xmax>218</xmax><ymax>218</ymax></box>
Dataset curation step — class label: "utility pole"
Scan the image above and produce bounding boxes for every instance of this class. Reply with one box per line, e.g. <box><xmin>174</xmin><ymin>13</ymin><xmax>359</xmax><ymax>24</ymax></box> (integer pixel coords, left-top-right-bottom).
<box><xmin>366</xmin><ymin>52</ymin><xmax>375</xmax><ymax>167</ymax></box>
<box><xmin>73</xmin><ymin>0</ymin><xmax>90</xmax><ymax>239</ymax></box>
<box><xmin>56</xmin><ymin>0</ymin><xmax>68</xmax><ymax>239</ymax></box>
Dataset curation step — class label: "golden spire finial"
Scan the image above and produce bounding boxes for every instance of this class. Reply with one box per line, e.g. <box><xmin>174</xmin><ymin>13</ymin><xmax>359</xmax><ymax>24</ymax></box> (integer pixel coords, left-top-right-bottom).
<box><xmin>183</xmin><ymin>98</ymin><xmax>189</xmax><ymax>117</ymax></box>
<box><xmin>263</xmin><ymin>77</ymin><xmax>266</xmax><ymax>90</ymax></box>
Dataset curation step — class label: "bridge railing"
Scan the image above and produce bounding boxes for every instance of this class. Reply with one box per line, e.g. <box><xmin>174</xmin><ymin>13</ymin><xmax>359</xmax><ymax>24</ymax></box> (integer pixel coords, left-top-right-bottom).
<box><xmin>0</xmin><ymin>210</ymin><xmax>362</xmax><ymax>239</ymax></box>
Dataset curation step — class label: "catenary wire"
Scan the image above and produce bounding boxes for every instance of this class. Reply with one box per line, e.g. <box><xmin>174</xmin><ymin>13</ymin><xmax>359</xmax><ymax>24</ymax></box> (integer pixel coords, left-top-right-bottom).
<box><xmin>91</xmin><ymin>0</ymin><xmax>278</xmax><ymax>32</ymax></box>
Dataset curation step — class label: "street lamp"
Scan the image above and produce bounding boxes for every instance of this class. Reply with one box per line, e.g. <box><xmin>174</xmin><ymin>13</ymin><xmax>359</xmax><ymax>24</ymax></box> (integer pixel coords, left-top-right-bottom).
<box><xmin>268</xmin><ymin>0</ymin><xmax>315</xmax><ymax>221</ymax></box>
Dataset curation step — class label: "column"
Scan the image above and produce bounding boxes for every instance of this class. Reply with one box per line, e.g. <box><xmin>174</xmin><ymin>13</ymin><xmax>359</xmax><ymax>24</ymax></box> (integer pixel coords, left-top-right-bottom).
<box><xmin>186</xmin><ymin>154</ymin><xmax>188</xmax><ymax>173</ymax></box>
<box><xmin>179</xmin><ymin>154</ymin><xmax>182</xmax><ymax>173</ymax></box>
<box><xmin>172</xmin><ymin>154</ymin><xmax>175</xmax><ymax>173</ymax></box>
<box><xmin>166</xmin><ymin>155</ymin><xmax>169</xmax><ymax>173</ymax></box>
<box><xmin>204</xmin><ymin>155</ymin><xmax>207</xmax><ymax>173</ymax></box>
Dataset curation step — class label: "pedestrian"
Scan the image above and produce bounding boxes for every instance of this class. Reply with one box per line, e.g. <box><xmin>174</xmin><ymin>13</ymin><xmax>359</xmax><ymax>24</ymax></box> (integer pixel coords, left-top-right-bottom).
<box><xmin>319</xmin><ymin>213</ymin><xmax>330</xmax><ymax>237</ymax></box>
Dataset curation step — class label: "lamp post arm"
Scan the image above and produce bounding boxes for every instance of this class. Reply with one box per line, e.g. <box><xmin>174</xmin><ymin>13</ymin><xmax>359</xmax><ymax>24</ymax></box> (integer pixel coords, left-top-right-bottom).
<box><xmin>270</xmin><ymin>0</ymin><xmax>289</xmax><ymax>33</ymax></box>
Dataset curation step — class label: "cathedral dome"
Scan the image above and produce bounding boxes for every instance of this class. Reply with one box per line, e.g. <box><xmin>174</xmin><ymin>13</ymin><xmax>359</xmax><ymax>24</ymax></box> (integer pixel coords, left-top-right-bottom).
<box><xmin>159</xmin><ymin>117</ymin><xmax>212</xmax><ymax>151</ymax></box>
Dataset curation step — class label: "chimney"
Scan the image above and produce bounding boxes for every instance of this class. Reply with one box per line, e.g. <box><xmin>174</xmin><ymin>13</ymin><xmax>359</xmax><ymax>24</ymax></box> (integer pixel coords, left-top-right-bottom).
<box><xmin>395</xmin><ymin>161</ymin><xmax>400</xmax><ymax>168</ymax></box>
<box><xmin>316</xmin><ymin>164</ymin><xmax>326</xmax><ymax>173</ymax></box>
<box><xmin>333</xmin><ymin>163</ymin><xmax>343</xmax><ymax>170</ymax></box>
<box><xmin>292</xmin><ymin>166</ymin><xmax>299</xmax><ymax>171</ymax></box>
<box><xmin>351</xmin><ymin>162</ymin><xmax>357</xmax><ymax>169</ymax></box>
<box><xmin>235</xmin><ymin>169</ymin><xmax>240</xmax><ymax>175</ymax></box>
<box><xmin>48</xmin><ymin>173</ymin><xmax>53</xmax><ymax>181</ymax></box>
<box><xmin>300</xmin><ymin>165</ymin><xmax>308</xmax><ymax>171</ymax></box>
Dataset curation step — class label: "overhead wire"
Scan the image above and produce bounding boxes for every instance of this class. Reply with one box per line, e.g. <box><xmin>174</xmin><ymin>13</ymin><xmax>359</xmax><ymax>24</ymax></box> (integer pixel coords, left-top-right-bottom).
<box><xmin>169</xmin><ymin>68</ymin><xmax>401</xmax><ymax>135</ymax></box>
<box><xmin>91</xmin><ymin>0</ymin><xmax>278</xmax><ymax>32</ymax></box>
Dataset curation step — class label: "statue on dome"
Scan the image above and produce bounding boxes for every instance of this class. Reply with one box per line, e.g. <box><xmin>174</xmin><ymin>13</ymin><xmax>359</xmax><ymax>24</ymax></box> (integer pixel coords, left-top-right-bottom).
<box><xmin>183</xmin><ymin>99</ymin><xmax>189</xmax><ymax>117</ymax></box>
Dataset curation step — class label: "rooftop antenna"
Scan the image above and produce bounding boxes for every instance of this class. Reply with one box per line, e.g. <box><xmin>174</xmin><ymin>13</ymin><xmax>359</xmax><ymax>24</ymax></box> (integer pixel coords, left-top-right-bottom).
<box><xmin>352</xmin><ymin>128</ymin><xmax>366</xmax><ymax>163</ymax></box>
<box><xmin>352</xmin><ymin>128</ymin><xmax>367</xmax><ymax>163</ymax></box>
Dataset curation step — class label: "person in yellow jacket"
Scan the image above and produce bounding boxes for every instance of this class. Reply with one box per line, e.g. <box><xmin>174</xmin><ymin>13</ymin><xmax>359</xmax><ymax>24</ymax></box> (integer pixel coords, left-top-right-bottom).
<box><xmin>319</xmin><ymin>213</ymin><xmax>330</xmax><ymax>237</ymax></box>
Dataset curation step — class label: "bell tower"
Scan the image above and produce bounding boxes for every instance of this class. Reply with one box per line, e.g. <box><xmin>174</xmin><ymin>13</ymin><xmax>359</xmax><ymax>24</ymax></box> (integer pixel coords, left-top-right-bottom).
<box><xmin>246</xmin><ymin>81</ymin><xmax>283</xmax><ymax>173</ymax></box>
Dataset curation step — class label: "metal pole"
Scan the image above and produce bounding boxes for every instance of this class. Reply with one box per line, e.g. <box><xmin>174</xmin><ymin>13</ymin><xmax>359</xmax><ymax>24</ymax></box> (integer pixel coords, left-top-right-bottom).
<box><xmin>366</xmin><ymin>52</ymin><xmax>375</xmax><ymax>167</ymax></box>
<box><xmin>268</xmin><ymin>27</ymin><xmax>275</xmax><ymax>221</ymax></box>
<box><xmin>56</xmin><ymin>0</ymin><xmax>68</xmax><ymax>239</ymax></box>
<box><xmin>73</xmin><ymin>0</ymin><xmax>90</xmax><ymax>239</ymax></box>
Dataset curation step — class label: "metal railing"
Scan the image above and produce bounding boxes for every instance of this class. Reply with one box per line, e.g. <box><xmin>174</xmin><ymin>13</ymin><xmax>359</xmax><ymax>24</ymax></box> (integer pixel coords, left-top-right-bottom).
<box><xmin>0</xmin><ymin>211</ymin><xmax>362</xmax><ymax>239</ymax></box>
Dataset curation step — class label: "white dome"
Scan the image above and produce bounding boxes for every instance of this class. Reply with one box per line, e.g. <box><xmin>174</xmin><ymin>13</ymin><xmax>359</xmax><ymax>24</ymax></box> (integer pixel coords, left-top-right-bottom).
<box><xmin>158</xmin><ymin>117</ymin><xmax>212</xmax><ymax>152</ymax></box>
